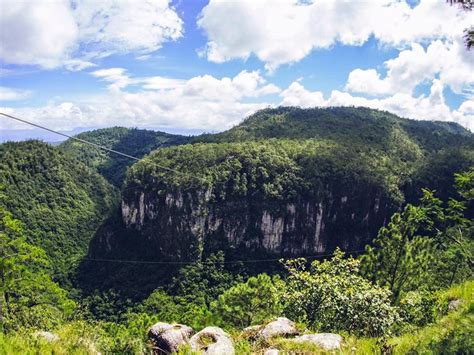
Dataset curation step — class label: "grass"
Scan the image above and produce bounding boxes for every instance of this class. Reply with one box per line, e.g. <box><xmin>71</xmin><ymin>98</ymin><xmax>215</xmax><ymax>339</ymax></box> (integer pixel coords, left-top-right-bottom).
<box><xmin>2</xmin><ymin>281</ymin><xmax>472</xmax><ymax>354</ymax></box>
<box><xmin>389</xmin><ymin>281</ymin><xmax>474</xmax><ymax>354</ymax></box>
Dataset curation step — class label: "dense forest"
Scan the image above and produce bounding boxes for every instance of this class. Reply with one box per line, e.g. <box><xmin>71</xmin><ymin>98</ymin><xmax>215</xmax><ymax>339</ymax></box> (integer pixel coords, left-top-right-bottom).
<box><xmin>1</xmin><ymin>107</ymin><xmax>473</xmax><ymax>353</ymax></box>
<box><xmin>0</xmin><ymin>141</ymin><xmax>118</xmax><ymax>282</ymax></box>
<box><xmin>60</xmin><ymin>127</ymin><xmax>190</xmax><ymax>187</ymax></box>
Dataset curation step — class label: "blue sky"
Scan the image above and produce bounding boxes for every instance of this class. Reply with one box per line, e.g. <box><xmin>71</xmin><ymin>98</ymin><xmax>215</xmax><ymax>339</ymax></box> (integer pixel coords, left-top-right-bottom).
<box><xmin>0</xmin><ymin>0</ymin><xmax>473</xmax><ymax>141</ymax></box>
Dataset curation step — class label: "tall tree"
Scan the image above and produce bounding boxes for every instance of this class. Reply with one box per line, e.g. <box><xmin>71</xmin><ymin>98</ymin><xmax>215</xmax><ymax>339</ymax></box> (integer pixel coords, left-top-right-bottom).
<box><xmin>448</xmin><ymin>0</ymin><xmax>474</xmax><ymax>49</ymax></box>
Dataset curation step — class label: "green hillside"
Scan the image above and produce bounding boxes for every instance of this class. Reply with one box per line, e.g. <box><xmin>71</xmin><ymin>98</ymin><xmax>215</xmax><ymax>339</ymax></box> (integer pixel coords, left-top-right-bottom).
<box><xmin>196</xmin><ymin>106</ymin><xmax>474</xmax><ymax>199</ymax></box>
<box><xmin>0</xmin><ymin>140</ymin><xmax>118</xmax><ymax>281</ymax></box>
<box><xmin>60</xmin><ymin>127</ymin><xmax>189</xmax><ymax>187</ymax></box>
<box><xmin>198</xmin><ymin>107</ymin><xmax>470</xmax><ymax>144</ymax></box>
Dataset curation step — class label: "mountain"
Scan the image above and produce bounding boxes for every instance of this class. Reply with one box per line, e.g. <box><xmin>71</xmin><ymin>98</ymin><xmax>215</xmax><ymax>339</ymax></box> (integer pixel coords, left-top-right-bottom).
<box><xmin>197</xmin><ymin>106</ymin><xmax>470</xmax><ymax>146</ymax></box>
<box><xmin>60</xmin><ymin>127</ymin><xmax>190</xmax><ymax>187</ymax></box>
<box><xmin>78</xmin><ymin>107</ymin><xmax>474</xmax><ymax>295</ymax></box>
<box><xmin>0</xmin><ymin>140</ymin><xmax>118</xmax><ymax>282</ymax></box>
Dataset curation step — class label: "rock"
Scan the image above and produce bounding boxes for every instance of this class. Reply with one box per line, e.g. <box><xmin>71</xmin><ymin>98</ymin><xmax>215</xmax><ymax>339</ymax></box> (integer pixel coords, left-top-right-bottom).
<box><xmin>290</xmin><ymin>333</ymin><xmax>343</xmax><ymax>351</ymax></box>
<box><xmin>264</xmin><ymin>348</ymin><xmax>279</xmax><ymax>355</ymax></box>
<box><xmin>260</xmin><ymin>317</ymin><xmax>299</xmax><ymax>340</ymax></box>
<box><xmin>189</xmin><ymin>326</ymin><xmax>234</xmax><ymax>355</ymax></box>
<box><xmin>148</xmin><ymin>322</ymin><xmax>194</xmax><ymax>354</ymax></box>
<box><xmin>34</xmin><ymin>331</ymin><xmax>59</xmax><ymax>343</ymax></box>
<box><xmin>448</xmin><ymin>299</ymin><xmax>463</xmax><ymax>312</ymax></box>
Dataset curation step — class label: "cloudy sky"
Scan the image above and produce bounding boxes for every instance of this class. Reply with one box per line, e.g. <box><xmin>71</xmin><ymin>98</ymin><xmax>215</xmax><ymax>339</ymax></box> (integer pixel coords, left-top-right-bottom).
<box><xmin>0</xmin><ymin>0</ymin><xmax>473</xmax><ymax>140</ymax></box>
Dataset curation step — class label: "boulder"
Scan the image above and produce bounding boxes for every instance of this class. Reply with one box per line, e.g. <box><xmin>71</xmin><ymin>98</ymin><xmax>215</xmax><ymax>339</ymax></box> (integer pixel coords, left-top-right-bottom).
<box><xmin>260</xmin><ymin>317</ymin><xmax>299</xmax><ymax>340</ymax></box>
<box><xmin>448</xmin><ymin>299</ymin><xmax>463</xmax><ymax>312</ymax></box>
<box><xmin>34</xmin><ymin>331</ymin><xmax>60</xmax><ymax>343</ymax></box>
<box><xmin>290</xmin><ymin>333</ymin><xmax>343</xmax><ymax>351</ymax></box>
<box><xmin>189</xmin><ymin>326</ymin><xmax>234</xmax><ymax>355</ymax></box>
<box><xmin>264</xmin><ymin>349</ymin><xmax>279</xmax><ymax>355</ymax></box>
<box><xmin>148</xmin><ymin>322</ymin><xmax>194</xmax><ymax>354</ymax></box>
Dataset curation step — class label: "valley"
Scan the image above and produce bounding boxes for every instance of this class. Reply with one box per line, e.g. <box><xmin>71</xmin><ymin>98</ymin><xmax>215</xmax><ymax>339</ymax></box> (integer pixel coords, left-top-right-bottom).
<box><xmin>1</xmin><ymin>107</ymin><xmax>473</xmax><ymax>353</ymax></box>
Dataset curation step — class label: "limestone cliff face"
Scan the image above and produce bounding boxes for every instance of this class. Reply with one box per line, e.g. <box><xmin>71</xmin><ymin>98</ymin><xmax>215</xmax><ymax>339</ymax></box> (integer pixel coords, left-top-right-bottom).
<box><xmin>118</xmin><ymin>182</ymin><xmax>393</xmax><ymax>260</ymax></box>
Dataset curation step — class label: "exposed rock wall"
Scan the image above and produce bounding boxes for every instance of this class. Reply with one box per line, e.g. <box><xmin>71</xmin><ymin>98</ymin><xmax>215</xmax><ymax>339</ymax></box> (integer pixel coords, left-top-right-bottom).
<box><xmin>118</xmin><ymin>181</ymin><xmax>394</xmax><ymax>260</ymax></box>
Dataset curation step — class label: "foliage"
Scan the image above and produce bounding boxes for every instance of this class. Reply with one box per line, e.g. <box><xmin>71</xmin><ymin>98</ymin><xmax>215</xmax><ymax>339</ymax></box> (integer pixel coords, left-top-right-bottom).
<box><xmin>398</xmin><ymin>291</ymin><xmax>443</xmax><ymax>327</ymax></box>
<box><xmin>60</xmin><ymin>127</ymin><xmax>189</xmax><ymax>187</ymax></box>
<box><xmin>169</xmin><ymin>252</ymin><xmax>240</xmax><ymax>305</ymax></box>
<box><xmin>211</xmin><ymin>273</ymin><xmax>284</xmax><ymax>328</ymax></box>
<box><xmin>361</xmin><ymin>203</ymin><xmax>436</xmax><ymax>302</ymax></box>
<box><xmin>0</xmin><ymin>141</ymin><xmax>118</xmax><ymax>281</ymax></box>
<box><xmin>362</xmin><ymin>170</ymin><xmax>474</xmax><ymax>301</ymax></box>
<box><xmin>81</xmin><ymin>107</ymin><xmax>473</xmax><ymax>297</ymax></box>
<box><xmin>0</xmin><ymin>204</ymin><xmax>75</xmax><ymax>333</ymax></box>
<box><xmin>282</xmin><ymin>249</ymin><xmax>398</xmax><ymax>337</ymax></box>
<box><xmin>389</xmin><ymin>281</ymin><xmax>474</xmax><ymax>354</ymax></box>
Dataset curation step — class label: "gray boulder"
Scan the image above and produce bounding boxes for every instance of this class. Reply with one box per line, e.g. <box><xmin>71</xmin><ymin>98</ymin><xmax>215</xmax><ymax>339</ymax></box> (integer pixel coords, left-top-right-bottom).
<box><xmin>189</xmin><ymin>326</ymin><xmax>234</xmax><ymax>355</ymax></box>
<box><xmin>148</xmin><ymin>322</ymin><xmax>194</xmax><ymax>354</ymax></box>
<box><xmin>290</xmin><ymin>333</ymin><xmax>343</xmax><ymax>351</ymax></box>
<box><xmin>260</xmin><ymin>317</ymin><xmax>299</xmax><ymax>340</ymax></box>
<box><xmin>34</xmin><ymin>331</ymin><xmax>59</xmax><ymax>343</ymax></box>
<box><xmin>264</xmin><ymin>349</ymin><xmax>279</xmax><ymax>355</ymax></box>
<box><xmin>448</xmin><ymin>299</ymin><xmax>463</xmax><ymax>312</ymax></box>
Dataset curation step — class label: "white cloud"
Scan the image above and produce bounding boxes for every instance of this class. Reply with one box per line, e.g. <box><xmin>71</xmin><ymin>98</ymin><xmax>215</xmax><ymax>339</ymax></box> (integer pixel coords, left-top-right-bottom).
<box><xmin>0</xmin><ymin>1</ymin><xmax>78</xmax><ymax>69</ymax></box>
<box><xmin>64</xmin><ymin>59</ymin><xmax>96</xmax><ymax>72</ymax></box>
<box><xmin>279</xmin><ymin>81</ymin><xmax>325</xmax><ymax>107</ymax></box>
<box><xmin>4</xmin><ymin>72</ymin><xmax>472</xmax><ymax>133</ymax></box>
<box><xmin>1</xmin><ymin>70</ymin><xmax>279</xmax><ymax>131</ymax></box>
<box><xmin>0</xmin><ymin>86</ymin><xmax>32</xmax><ymax>101</ymax></box>
<box><xmin>73</xmin><ymin>0</ymin><xmax>183</xmax><ymax>56</ymax></box>
<box><xmin>91</xmin><ymin>68</ymin><xmax>132</xmax><ymax>90</ymax></box>
<box><xmin>346</xmin><ymin>39</ymin><xmax>474</xmax><ymax>96</ymax></box>
<box><xmin>0</xmin><ymin>0</ymin><xmax>183</xmax><ymax>70</ymax></box>
<box><xmin>280</xmin><ymin>79</ymin><xmax>473</xmax><ymax>130</ymax></box>
<box><xmin>198</xmin><ymin>0</ymin><xmax>472</xmax><ymax>71</ymax></box>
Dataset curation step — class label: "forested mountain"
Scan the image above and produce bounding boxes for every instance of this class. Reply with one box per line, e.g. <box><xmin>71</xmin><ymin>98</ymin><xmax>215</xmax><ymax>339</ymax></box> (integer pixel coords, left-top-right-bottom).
<box><xmin>78</xmin><ymin>107</ymin><xmax>474</xmax><ymax>295</ymax></box>
<box><xmin>0</xmin><ymin>140</ymin><xmax>118</xmax><ymax>282</ymax></box>
<box><xmin>60</xmin><ymin>127</ymin><xmax>189</xmax><ymax>187</ymax></box>
<box><xmin>198</xmin><ymin>107</ymin><xmax>471</xmax><ymax>144</ymax></box>
<box><xmin>1</xmin><ymin>107</ymin><xmax>473</xmax><ymax>354</ymax></box>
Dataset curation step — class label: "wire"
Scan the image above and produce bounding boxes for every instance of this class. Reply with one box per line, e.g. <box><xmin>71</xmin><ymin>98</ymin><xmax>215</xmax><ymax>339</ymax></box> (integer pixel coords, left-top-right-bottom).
<box><xmin>81</xmin><ymin>249</ymin><xmax>370</xmax><ymax>265</ymax></box>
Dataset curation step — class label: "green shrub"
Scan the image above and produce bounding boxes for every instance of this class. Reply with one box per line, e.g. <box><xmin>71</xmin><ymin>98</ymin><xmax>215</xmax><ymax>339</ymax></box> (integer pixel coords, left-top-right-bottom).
<box><xmin>282</xmin><ymin>249</ymin><xmax>398</xmax><ymax>337</ymax></box>
<box><xmin>390</xmin><ymin>280</ymin><xmax>474</xmax><ymax>353</ymax></box>
<box><xmin>211</xmin><ymin>274</ymin><xmax>284</xmax><ymax>329</ymax></box>
<box><xmin>398</xmin><ymin>291</ymin><xmax>444</xmax><ymax>327</ymax></box>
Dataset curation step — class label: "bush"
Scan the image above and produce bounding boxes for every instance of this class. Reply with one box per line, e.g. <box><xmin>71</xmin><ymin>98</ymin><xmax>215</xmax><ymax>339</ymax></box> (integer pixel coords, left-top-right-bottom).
<box><xmin>390</xmin><ymin>281</ymin><xmax>474</xmax><ymax>354</ymax></box>
<box><xmin>398</xmin><ymin>291</ymin><xmax>443</xmax><ymax>327</ymax></box>
<box><xmin>211</xmin><ymin>274</ymin><xmax>284</xmax><ymax>329</ymax></box>
<box><xmin>282</xmin><ymin>249</ymin><xmax>398</xmax><ymax>337</ymax></box>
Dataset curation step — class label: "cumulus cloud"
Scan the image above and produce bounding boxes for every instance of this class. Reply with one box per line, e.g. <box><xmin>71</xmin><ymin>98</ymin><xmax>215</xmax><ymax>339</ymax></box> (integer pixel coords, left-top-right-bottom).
<box><xmin>279</xmin><ymin>81</ymin><xmax>325</xmax><ymax>107</ymax></box>
<box><xmin>73</xmin><ymin>0</ymin><xmax>183</xmax><ymax>56</ymax></box>
<box><xmin>0</xmin><ymin>86</ymin><xmax>32</xmax><ymax>101</ymax></box>
<box><xmin>198</xmin><ymin>0</ymin><xmax>471</xmax><ymax>71</ymax></box>
<box><xmin>0</xmin><ymin>0</ymin><xmax>183</xmax><ymax>69</ymax></box>
<box><xmin>346</xmin><ymin>39</ymin><xmax>474</xmax><ymax>96</ymax></box>
<box><xmin>280</xmin><ymin>79</ymin><xmax>473</xmax><ymax>130</ymax></box>
<box><xmin>0</xmin><ymin>70</ymin><xmax>279</xmax><ymax>131</ymax></box>
<box><xmin>0</xmin><ymin>1</ymin><xmax>78</xmax><ymax>69</ymax></box>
